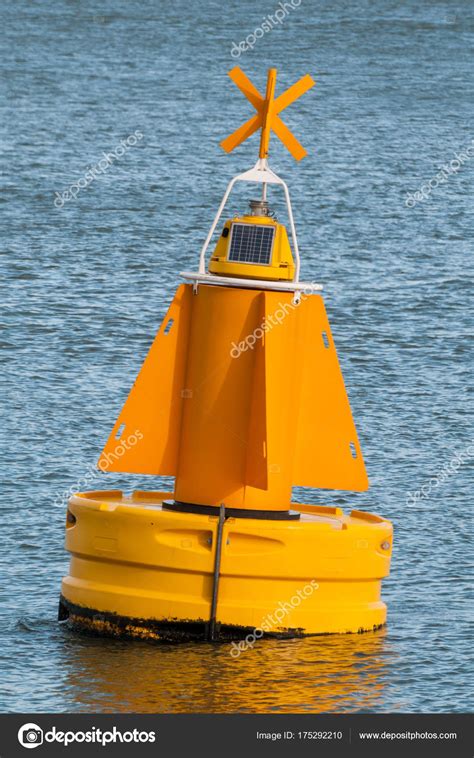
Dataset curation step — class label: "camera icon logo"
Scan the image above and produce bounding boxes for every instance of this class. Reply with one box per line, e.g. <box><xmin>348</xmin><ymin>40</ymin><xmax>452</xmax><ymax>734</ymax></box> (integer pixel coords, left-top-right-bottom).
<box><xmin>18</xmin><ymin>723</ymin><xmax>44</xmax><ymax>749</ymax></box>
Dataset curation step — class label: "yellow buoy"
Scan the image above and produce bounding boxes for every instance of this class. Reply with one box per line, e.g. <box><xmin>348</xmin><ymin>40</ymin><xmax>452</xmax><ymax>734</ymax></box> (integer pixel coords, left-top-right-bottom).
<box><xmin>61</xmin><ymin>491</ymin><xmax>391</xmax><ymax>641</ymax></box>
<box><xmin>59</xmin><ymin>67</ymin><xmax>393</xmax><ymax>641</ymax></box>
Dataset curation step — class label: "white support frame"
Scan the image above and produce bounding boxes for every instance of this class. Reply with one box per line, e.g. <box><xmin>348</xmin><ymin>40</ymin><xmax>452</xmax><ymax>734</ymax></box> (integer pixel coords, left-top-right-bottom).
<box><xmin>180</xmin><ymin>158</ymin><xmax>323</xmax><ymax>301</ymax></box>
<box><xmin>197</xmin><ymin>158</ymin><xmax>300</xmax><ymax>278</ymax></box>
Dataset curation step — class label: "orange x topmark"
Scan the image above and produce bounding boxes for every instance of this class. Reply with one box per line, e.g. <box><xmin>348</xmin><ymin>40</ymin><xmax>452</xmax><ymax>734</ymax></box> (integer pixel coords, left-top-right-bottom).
<box><xmin>220</xmin><ymin>67</ymin><xmax>315</xmax><ymax>161</ymax></box>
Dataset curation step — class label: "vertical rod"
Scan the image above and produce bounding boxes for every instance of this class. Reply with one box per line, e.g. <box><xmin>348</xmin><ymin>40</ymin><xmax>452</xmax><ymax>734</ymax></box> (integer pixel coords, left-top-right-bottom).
<box><xmin>208</xmin><ymin>504</ymin><xmax>226</xmax><ymax>641</ymax></box>
<box><xmin>259</xmin><ymin>68</ymin><xmax>277</xmax><ymax>160</ymax></box>
<box><xmin>282</xmin><ymin>180</ymin><xmax>300</xmax><ymax>282</ymax></box>
<box><xmin>198</xmin><ymin>177</ymin><xmax>238</xmax><ymax>274</ymax></box>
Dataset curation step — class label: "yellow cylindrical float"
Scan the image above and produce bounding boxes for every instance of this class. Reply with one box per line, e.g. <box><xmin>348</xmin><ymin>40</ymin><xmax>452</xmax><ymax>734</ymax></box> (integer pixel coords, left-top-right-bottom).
<box><xmin>60</xmin><ymin>491</ymin><xmax>392</xmax><ymax>640</ymax></box>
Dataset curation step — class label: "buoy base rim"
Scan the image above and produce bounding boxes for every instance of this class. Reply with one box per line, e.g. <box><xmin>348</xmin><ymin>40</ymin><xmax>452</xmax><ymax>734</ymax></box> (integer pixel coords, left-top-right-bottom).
<box><xmin>58</xmin><ymin>596</ymin><xmax>385</xmax><ymax>643</ymax></box>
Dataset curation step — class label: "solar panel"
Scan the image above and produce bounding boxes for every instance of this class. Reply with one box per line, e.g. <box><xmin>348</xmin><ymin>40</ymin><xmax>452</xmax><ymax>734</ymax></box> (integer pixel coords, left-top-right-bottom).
<box><xmin>228</xmin><ymin>223</ymin><xmax>275</xmax><ymax>265</ymax></box>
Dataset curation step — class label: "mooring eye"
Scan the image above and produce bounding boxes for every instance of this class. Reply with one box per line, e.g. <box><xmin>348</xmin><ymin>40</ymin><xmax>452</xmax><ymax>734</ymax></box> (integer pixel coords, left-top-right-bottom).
<box><xmin>164</xmin><ymin>318</ymin><xmax>174</xmax><ymax>335</ymax></box>
<box><xmin>115</xmin><ymin>423</ymin><xmax>126</xmax><ymax>439</ymax></box>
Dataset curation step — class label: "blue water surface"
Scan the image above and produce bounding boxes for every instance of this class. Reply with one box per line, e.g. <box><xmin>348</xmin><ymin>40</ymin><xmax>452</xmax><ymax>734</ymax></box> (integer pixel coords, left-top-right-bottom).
<box><xmin>1</xmin><ymin>0</ymin><xmax>473</xmax><ymax>713</ymax></box>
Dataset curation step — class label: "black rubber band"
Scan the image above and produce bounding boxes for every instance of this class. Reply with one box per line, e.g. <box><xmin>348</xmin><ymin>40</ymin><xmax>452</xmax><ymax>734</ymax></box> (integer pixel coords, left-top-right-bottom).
<box><xmin>163</xmin><ymin>500</ymin><xmax>300</xmax><ymax>521</ymax></box>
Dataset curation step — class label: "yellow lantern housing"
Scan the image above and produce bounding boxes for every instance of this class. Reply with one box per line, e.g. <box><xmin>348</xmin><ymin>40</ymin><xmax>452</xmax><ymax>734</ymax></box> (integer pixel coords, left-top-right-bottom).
<box><xmin>209</xmin><ymin>213</ymin><xmax>295</xmax><ymax>281</ymax></box>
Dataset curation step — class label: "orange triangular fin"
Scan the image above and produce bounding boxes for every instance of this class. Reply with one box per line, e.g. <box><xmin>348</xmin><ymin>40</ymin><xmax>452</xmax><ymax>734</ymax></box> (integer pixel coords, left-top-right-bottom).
<box><xmin>293</xmin><ymin>295</ymin><xmax>369</xmax><ymax>490</ymax></box>
<box><xmin>97</xmin><ymin>284</ymin><xmax>192</xmax><ymax>475</ymax></box>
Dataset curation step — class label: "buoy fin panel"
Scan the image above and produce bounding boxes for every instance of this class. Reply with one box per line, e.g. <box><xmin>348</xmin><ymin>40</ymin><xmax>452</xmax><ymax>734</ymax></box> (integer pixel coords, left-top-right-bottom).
<box><xmin>244</xmin><ymin>291</ymin><xmax>303</xmax><ymax>495</ymax></box>
<box><xmin>293</xmin><ymin>296</ymin><xmax>369</xmax><ymax>491</ymax></box>
<box><xmin>244</xmin><ymin>294</ymin><xmax>268</xmax><ymax>489</ymax></box>
<box><xmin>97</xmin><ymin>284</ymin><xmax>192</xmax><ymax>475</ymax></box>
<box><xmin>262</xmin><ymin>291</ymin><xmax>304</xmax><ymax>484</ymax></box>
